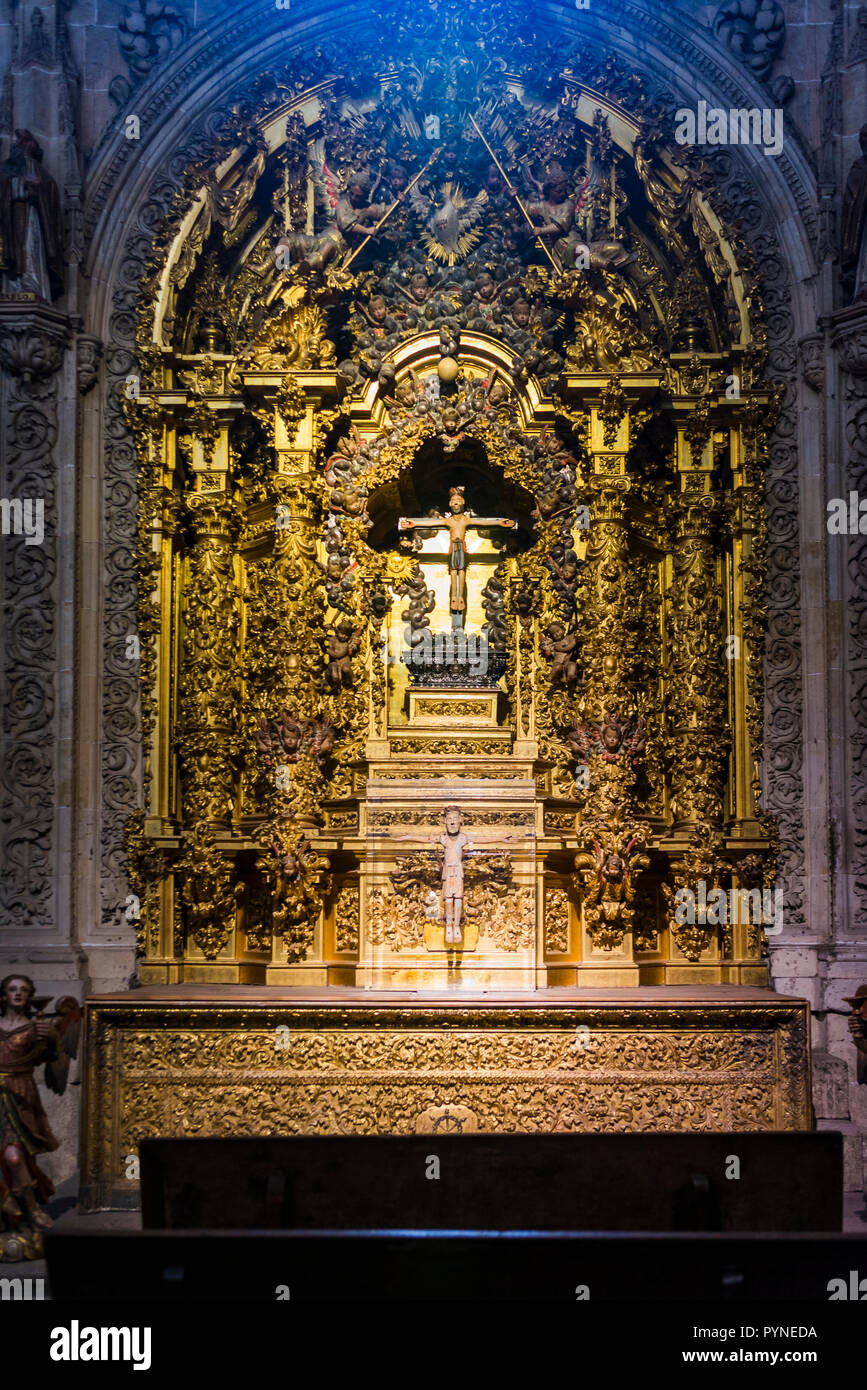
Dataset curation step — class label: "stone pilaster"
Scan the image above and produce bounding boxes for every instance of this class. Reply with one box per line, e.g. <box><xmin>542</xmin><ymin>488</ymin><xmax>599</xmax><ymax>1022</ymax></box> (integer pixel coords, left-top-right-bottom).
<box><xmin>0</xmin><ymin>302</ymin><xmax>77</xmax><ymax>985</ymax></box>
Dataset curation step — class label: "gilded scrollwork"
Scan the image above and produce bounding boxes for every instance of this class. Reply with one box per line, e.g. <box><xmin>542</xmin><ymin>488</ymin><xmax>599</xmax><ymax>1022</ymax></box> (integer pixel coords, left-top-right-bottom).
<box><xmin>125</xmin><ymin>812</ymin><xmax>169</xmax><ymax>956</ymax></box>
<box><xmin>599</xmin><ymin>375</ymin><xmax>628</xmax><ymax>448</ymax></box>
<box><xmin>367</xmin><ymin>886</ymin><xmax>425</xmax><ymax>951</ymax></box>
<box><xmin>256</xmin><ymin>821</ymin><xmax>332</xmax><ymax>962</ymax></box>
<box><xmin>393</xmin><ymin>736</ymin><xmax>510</xmax><ymax>756</ymax></box>
<box><xmin>474</xmin><ymin>886</ymin><xmax>535</xmax><ymax>951</ymax></box>
<box><xmin>176</xmin><ymin>823</ymin><xmax>236</xmax><ymax>960</ymax></box>
<box><xmin>117</xmin><ymin>2</ymin><xmax>782</xmax><ymax>983</ymax></box>
<box><xmin>665</xmin><ymin>491</ymin><xmax>729</xmax><ymax>829</ymax></box>
<box><xmin>177</xmin><ymin>493</ymin><xmax>240</xmax><ymax>831</ymax></box>
<box><xmin>79</xmin><ymin>997</ymin><xmax>811</xmax><ymax>1202</ymax></box>
<box><xmin>662</xmin><ymin>824</ymin><xmax>728</xmax><ymax>963</ymax></box>
<box><xmin>335</xmin><ymin>884</ymin><xmax>360</xmax><ymax>954</ymax></box>
<box><xmin>545</xmin><ymin>885</ymin><xmax>571</xmax><ymax>955</ymax></box>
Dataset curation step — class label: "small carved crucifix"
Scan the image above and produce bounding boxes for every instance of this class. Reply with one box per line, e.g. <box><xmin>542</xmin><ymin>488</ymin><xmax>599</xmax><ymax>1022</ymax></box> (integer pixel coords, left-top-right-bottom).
<box><xmin>398</xmin><ymin>486</ymin><xmax>516</xmax><ymax>627</ymax></box>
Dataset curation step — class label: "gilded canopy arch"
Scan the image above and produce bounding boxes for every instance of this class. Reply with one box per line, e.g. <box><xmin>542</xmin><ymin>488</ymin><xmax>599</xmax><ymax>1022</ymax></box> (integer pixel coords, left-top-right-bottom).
<box><xmin>84</xmin><ymin>0</ymin><xmax>813</xmax><ymax>984</ymax></box>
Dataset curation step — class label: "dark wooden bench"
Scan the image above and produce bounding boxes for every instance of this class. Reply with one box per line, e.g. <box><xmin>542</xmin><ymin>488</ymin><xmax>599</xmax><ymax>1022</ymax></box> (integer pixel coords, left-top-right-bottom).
<box><xmin>138</xmin><ymin>1132</ymin><xmax>843</xmax><ymax>1232</ymax></box>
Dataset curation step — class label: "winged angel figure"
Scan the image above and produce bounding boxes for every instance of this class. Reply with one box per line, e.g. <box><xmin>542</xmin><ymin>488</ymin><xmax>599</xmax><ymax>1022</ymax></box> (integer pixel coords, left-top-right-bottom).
<box><xmin>0</xmin><ymin>974</ymin><xmax>80</xmax><ymax>1259</ymax></box>
<box><xmin>274</xmin><ymin>153</ymin><xmax>391</xmax><ymax>276</ymax></box>
<box><xmin>409</xmin><ymin>181</ymin><xmax>488</xmax><ymax>266</ymax></box>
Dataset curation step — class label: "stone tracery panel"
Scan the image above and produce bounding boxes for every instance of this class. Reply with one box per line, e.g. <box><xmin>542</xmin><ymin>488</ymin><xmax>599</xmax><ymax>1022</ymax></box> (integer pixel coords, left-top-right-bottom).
<box><xmin>0</xmin><ymin>309</ymin><xmax>69</xmax><ymax>942</ymax></box>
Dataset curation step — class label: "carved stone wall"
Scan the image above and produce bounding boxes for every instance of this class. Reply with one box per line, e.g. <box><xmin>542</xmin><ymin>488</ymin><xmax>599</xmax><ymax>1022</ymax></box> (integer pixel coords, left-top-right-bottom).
<box><xmin>837</xmin><ymin>315</ymin><xmax>867</xmax><ymax>919</ymax></box>
<box><xmin>0</xmin><ymin>302</ymin><xmax>85</xmax><ymax>986</ymax></box>
<box><xmin>0</xmin><ymin>310</ymin><xmax>65</xmax><ymax>940</ymax></box>
<box><xmin>0</xmin><ymin>304</ymin><xmax>83</xmax><ymax>1186</ymax></box>
<box><xmin>829</xmin><ymin>305</ymin><xmax>867</xmax><ymax>1183</ymax></box>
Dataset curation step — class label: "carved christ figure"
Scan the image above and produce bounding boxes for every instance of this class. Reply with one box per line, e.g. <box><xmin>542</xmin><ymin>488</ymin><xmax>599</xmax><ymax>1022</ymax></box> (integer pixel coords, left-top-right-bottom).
<box><xmin>439</xmin><ymin>805</ymin><xmax>473</xmax><ymax>944</ymax></box>
<box><xmin>390</xmin><ymin>807</ymin><xmax>519</xmax><ymax>946</ymax></box>
<box><xmin>398</xmin><ymin>486</ymin><xmax>516</xmax><ymax>626</ymax></box>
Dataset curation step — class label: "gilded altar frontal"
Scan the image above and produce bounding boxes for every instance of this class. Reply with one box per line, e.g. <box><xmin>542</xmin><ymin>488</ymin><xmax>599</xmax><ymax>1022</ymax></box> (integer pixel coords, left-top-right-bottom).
<box><xmin>5</xmin><ymin>0</ymin><xmax>867</xmax><ymax>1245</ymax></box>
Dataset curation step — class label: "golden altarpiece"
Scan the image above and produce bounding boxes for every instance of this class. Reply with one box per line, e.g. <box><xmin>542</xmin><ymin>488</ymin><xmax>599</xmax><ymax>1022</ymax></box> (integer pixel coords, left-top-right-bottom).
<box><xmin>82</xmin><ymin>9</ymin><xmax>810</xmax><ymax>1203</ymax></box>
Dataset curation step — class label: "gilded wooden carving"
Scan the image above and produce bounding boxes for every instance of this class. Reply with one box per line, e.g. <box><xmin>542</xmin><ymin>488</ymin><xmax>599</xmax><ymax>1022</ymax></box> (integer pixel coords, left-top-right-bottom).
<box><xmin>122</xmin><ymin>0</ymin><xmax>780</xmax><ymax>988</ymax></box>
<box><xmin>79</xmin><ymin>997</ymin><xmax>812</xmax><ymax>1208</ymax></box>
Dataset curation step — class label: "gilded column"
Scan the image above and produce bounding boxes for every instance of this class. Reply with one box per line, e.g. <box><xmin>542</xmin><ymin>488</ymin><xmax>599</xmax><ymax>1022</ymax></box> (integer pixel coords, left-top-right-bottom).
<box><xmin>242</xmin><ymin>374</ymin><xmax>333</xmax><ymax>981</ymax></box>
<box><xmin>663</xmin><ymin>403</ymin><xmax>729</xmax><ymax>966</ymax></box>
<box><xmin>570</xmin><ymin>381</ymin><xmax>650</xmax><ymax>983</ymax></box>
<box><xmin>176</xmin><ymin>469</ymin><xmax>241</xmax><ymax>970</ymax></box>
<box><xmin>666</xmin><ymin>487</ymin><xmax>727</xmax><ymax>829</ymax></box>
<box><xmin>125</xmin><ymin>396</ymin><xmax>175</xmax><ymax>970</ymax></box>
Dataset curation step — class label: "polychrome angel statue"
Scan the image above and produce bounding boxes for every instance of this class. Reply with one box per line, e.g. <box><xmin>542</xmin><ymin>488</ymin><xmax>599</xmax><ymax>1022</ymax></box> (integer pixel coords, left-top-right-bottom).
<box><xmin>0</xmin><ymin>974</ymin><xmax>79</xmax><ymax>1260</ymax></box>
<box><xmin>564</xmin><ymin>705</ymin><xmax>646</xmax><ymax>769</ymax></box>
<box><xmin>573</xmin><ymin>822</ymin><xmax>650</xmax><ymax>949</ymax></box>
<box><xmin>274</xmin><ymin>163</ymin><xmax>389</xmax><ymax>275</ymax></box>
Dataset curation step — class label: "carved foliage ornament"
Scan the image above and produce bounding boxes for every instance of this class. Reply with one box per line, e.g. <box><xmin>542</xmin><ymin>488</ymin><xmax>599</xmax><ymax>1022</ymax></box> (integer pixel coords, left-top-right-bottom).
<box><xmin>111</xmin><ymin>0</ymin><xmax>188</xmax><ymax>107</ymax></box>
<box><xmin>713</xmin><ymin>1</ymin><xmax>786</xmax><ymax>82</ymax></box>
<box><xmin>0</xmin><ymin>312</ymin><xmax>69</xmax><ymax>381</ymax></box>
<box><xmin>104</xmin><ymin>5</ymin><xmax>789</xmax><ymax>973</ymax></box>
<box><xmin>0</xmin><ymin>310</ymin><xmax>64</xmax><ymax>932</ymax></box>
<box><xmin>176</xmin><ymin>824</ymin><xmax>236</xmax><ymax>960</ymax></box>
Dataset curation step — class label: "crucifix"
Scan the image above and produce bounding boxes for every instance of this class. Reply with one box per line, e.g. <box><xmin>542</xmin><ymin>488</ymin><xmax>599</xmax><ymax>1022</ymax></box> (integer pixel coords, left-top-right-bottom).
<box><xmin>398</xmin><ymin>486</ymin><xmax>516</xmax><ymax>627</ymax></box>
<box><xmin>386</xmin><ymin>806</ymin><xmax>521</xmax><ymax>946</ymax></box>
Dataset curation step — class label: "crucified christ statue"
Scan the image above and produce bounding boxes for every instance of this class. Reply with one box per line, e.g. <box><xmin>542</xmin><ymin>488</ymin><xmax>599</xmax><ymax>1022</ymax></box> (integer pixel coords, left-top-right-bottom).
<box><xmin>388</xmin><ymin>806</ymin><xmax>520</xmax><ymax>945</ymax></box>
<box><xmin>398</xmin><ymin>486</ymin><xmax>516</xmax><ymax>627</ymax></box>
